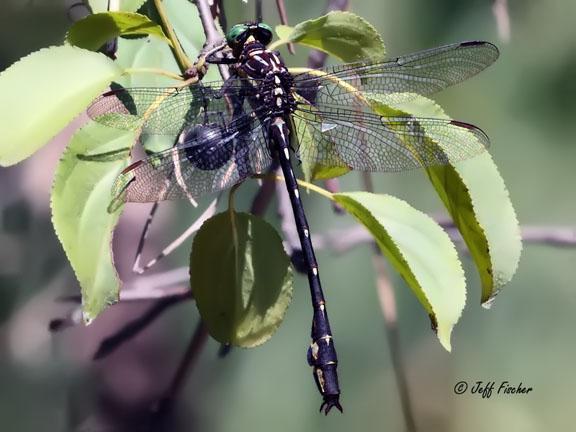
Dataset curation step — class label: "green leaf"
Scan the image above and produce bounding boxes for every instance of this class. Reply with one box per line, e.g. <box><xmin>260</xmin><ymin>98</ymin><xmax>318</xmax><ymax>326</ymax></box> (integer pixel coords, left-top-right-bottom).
<box><xmin>191</xmin><ymin>212</ymin><xmax>293</xmax><ymax>348</ymax></box>
<box><xmin>0</xmin><ymin>46</ymin><xmax>122</xmax><ymax>166</ymax></box>
<box><xmin>334</xmin><ymin>192</ymin><xmax>466</xmax><ymax>351</ymax></box>
<box><xmin>291</xmin><ymin>104</ymin><xmax>351</xmax><ymax>181</ymax></box>
<box><xmin>275</xmin><ymin>11</ymin><xmax>385</xmax><ymax>62</ymax></box>
<box><xmin>428</xmin><ymin>155</ymin><xmax>521</xmax><ymax>305</ymax></box>
<box><xmin>275</xmin><ymin>25</ymin><xmax>293</xmax><ymax>41</ymax></box>
<box><xmin>369</xmin><ymin>95</ymin><xmax>522</xmax><ymax>304</ymax></box>
<box><xmin>89</xmin><ymin>0</ymin><xmax>147</xmax><ymax>13</ymax></box>
<box><xmin>67</xmin><ymin>12</ymin><xmax>172</xmax><ymax>51</ymax></box>
<box><xmin>51</xmin><ymin>121</ymin><xmax>135</xmax><ymax>323</ymax></box>
<box><xmin>115</xmin><ymin>35</ymin><xmax>181</xmax><ymax>87</ymax></box>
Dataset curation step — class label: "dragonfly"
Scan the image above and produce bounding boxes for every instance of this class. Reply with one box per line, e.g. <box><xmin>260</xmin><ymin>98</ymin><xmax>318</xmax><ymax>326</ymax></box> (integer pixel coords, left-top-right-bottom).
<box><xmin>87</xmin><ymin>21</ymin><xmax>499</xmax><ymax>414</ymax></box>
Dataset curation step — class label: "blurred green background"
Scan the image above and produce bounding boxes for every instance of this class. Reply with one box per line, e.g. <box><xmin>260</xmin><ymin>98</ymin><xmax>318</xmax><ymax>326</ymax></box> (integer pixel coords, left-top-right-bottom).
<box><xmin>1</xmin><ymin>0</ymin><xmax>576</xmax><ymax>431</ymax></box>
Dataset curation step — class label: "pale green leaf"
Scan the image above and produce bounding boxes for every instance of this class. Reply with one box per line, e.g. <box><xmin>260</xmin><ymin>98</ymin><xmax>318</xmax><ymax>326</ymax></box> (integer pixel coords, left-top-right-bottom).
<box><xmin>191</xmin><ymin>212</ymin><xmax>293</xmax><ymax>348</ymax></box>
<box><xmin>89</xmin><ymin>0</ymin><xmax>147</xmax><ymax>13</ymax></box>
<box><xmin>369</xmin><ymin>94</ymin><xmax>522</xmax><ymax>304</ymax></box>
<box><xmin>334</xmin><ymin>192</ymin><xmax>466</xmax><ymax>350</ymax></box>
<box><xmin>67</xmin><ymin>12</ymin><xmax>172</xmax><ymax>51</ymax></box>
<box><xmin>275</xmin><ymin>11</ymin><xmax>385</xmax><ymax>62</ymax></box>
<box><xmin>291</xmin><ymin>102</ymin><xmax>350</xmax><ymax>181</ymax></box>
<box><xmin>115</xmin><ymin>35</ymin><xmax>181</xmax><ymax>87</ymax></box>
<box><xmin>0</xmin><ymin>46</ymin><xmax>122</xmax><ymax>166</ymax></box>
<box><xmin>275</xmin><ymin>25</ymin><xmax>293</xmax><ymax>41</ymax></box>
<box><xmin>51</xmin><ymin>121</ymin><xmax>135</xmax><ymax>323</ymax></box>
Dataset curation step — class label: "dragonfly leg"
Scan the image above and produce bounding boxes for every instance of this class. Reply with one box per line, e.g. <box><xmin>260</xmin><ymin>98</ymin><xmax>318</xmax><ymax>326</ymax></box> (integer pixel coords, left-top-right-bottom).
<box><xmin>270</xmin><ymin>118</ymin><xmax>342</xmax><ymax>414</ymax></box>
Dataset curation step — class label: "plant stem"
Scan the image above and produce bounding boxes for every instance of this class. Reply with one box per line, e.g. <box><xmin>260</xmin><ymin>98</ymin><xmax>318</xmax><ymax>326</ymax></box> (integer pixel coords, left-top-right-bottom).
<box><xmin>252</xmin><ymin>173</ymin><xmax>334</xmax><ymax>201</ymax></box>
<box><xmin>123</xmin><ymin>67</ymin><xmax>184</xmax><ymax>81</ymax></box>
<box><xmin>275</xmin><ymin>0</ymin><xmax>295</xmax><ymax>54</ymax></box>
<box><xmin>153</xmin><ymin>0</ymin><xmax>193</xmax><ymax>72</ymax></box>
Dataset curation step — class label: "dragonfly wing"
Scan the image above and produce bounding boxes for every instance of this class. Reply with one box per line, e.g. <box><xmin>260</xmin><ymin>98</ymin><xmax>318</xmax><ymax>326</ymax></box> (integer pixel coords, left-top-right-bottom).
<box><xmin>292</xmin><ymin>105</ymin><xmax>489</xmax><ymax>173</ymax></box>
<box><xmin>112</xmin><ymin>113</ymin><xmax>273</xmax><ymax>205</ymax></box>
<box><xmin>87</xmin><ymin>78</ymin><xmax>261</xmax><ymax>135</ymax></box>
<box><xmin>293</xmin><ymin>41</ymin><xmax>499</xmax><ymax>106</ymax></box>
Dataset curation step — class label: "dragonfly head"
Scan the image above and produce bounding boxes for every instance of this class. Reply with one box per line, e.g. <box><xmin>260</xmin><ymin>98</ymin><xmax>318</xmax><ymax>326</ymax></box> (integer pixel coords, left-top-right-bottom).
<box><xmin>226</xmin><ymin>22</ymin><xmax>273</xmax><ymax>56</ymax></box>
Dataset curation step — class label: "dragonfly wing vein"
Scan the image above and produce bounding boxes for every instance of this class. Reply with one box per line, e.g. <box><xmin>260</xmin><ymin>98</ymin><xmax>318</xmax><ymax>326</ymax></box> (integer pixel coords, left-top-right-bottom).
<box><xmin>87</xmin><ymin>79</ymin><xmax>263</xmax><ymax>135</ymax></box>
<box><xmin>293</xmin><ymin>105</ymin><xmax>489</xmax><ymax>173</ymax></box>
<box><xmin>112</xmin><ymin>118</ymin><xmax>273</xmax><ymax>204</ymax></box>
<box><xmin>293</xmin><ymin>41</ymin><xmax>499</xmax><ymax>106</ymax></box>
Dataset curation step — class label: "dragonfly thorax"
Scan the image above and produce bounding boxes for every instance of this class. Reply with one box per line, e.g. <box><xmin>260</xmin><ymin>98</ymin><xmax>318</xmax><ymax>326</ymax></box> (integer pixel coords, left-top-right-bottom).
<box><xmin>238</xmin><ymin>42</ymin><xmax>295</xmax><ymax>116</ymax></box>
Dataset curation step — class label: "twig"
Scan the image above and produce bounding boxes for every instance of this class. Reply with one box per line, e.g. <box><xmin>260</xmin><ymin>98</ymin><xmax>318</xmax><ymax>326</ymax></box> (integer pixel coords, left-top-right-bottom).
<box><xmin>323</xmin><ymin>179</ymin><xmax>345</xmax><ymax>214</ymax></box>
<box><xmin>196</xmin><ymin>0</ymin><xmax>230</xmax><ymax>80</ymax></box>
<box><xmin>133</xmin><ymin>199</ymin><xmax>218</xmax><ymax>274</ymax></box>
<box><xmin>276</xmin><ymin>173</ymin><xmax>300</xmax><ymax>252</ymax></box>
<box><xmin>153</xmin><ymin>0</ymin><xmax>194</xmax><ymax>73</ymax></box>
<box><xmin>373</xmin><ymin>256</ymin><xmax>417</xmax><ymax>432</ymax></box>
<box><xmin>332</xmin><ymin>0</ymin><xmax>349</xmax><ymax>10</ymax></box>
<box><xmin>152</xmin><ymin>321</ymin><xmax>209</xmax><ymax>421</ymax></box>
<box><xmin>51</xmin><ymin>220</ymin><xmax>576</xmax><ymax>335</ymax></box>
<box><xmin>133</xmin><ymin>203</ymin><xmax>160</xmax><ymax>273</ymax></box>
<box><xmin>123</xmin><ymin>267</ymin><xmax>191</xmax><ymax>299</ymax></box>
<box><xmin>315</xmin><ymin>223</ymin><xmax>576</xmax><ymax>254</ymax></box>
<box><xmin>516</xmin><ymin>225</ymin><xmax>576</xmax><ymax>247</ymax></box>
<box><xmin>93</xmin><ymin>294</ymin><xmax>189</xmax><ymax>360</ymax></box>
<box><xmin>196</xmin><ymin>0</ymin><xmax>224</xmax><ymax>44</ymax></box>
<box><xmin>275</xmin><ymin>0</ymin><xmax>295</xmax><ymax>54</ymax></box>
<box><xmin>361</xmin><ymin>173</ymin><xmax>417</xmax><ymax>432</ymax></box>
<box><xmin>250</xmin><ymin>163</ymin><xmax>279</xmax><ymax>216</ymax></box>
<box><xmin>256</xmin><ymin>0</ymin><xmax>263</xmax><ymax>23</ymax></box>
<box><xmin>214</xmin><ymin>0</ymin><xmax>228</xmax><ymax>33</ymax></box>
<box><xmin>492</xmin><ymin>0</ymin><xmax>511</xmax><ymax>43</ymax></box>
<box><xmin>49</xmin><ymin>268</ymin><xmax>193</xmax><ymax>334</ymax></box>
<box><xmin>148</xmin><ymin>0</ymin><xmax>230</xmax><ymax>417</ymax></box>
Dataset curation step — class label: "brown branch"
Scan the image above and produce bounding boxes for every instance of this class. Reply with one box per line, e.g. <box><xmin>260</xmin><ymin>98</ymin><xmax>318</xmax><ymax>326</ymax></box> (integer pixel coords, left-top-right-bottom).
<box><xmin>492</xmin><ymin>0</ymin><xmax>511</xmax><ymax>43</ymax></box>
<box><xmin>373</xmin><ymin>256</ymin><xmax>417</xmax><ymax>432</ymax></box>
<box><xmin>314</xmin><ymin>223</ymin><xmax>576</xmax><ymax>254</ymax></box>
<box><xmin>133</xmin><ymin>200</ymin><xmax>217</xmax><ymax>274</ymax></box>
<box><xmin>214</xmin><ymin>0</ymin><xmax>228</xmax><ymax>33</ymax></box>
<box><xmin>93</xmin><ymin>294</ymin><xmax>189</xmax><ymax>360</ymax></box>
<box><xmin>250</xmin><ymin>166</ymin><xmax>278</xmax><ymax>216</ymax></box>
<box><xmin>196</xmin><ymin>0</ymin><xmax>223</xmax><ymax>45</ymax></box>
<box><xmin>195</xmin><ymin>0</ymin><xmax>229</xmax><ymax>80</ymax></box>
<box><xmin>361</xmin><ymin>172</ymin><xmax>417</xmax><ymax>432</ymax></box>
<box><xmin>151</xmin><ymin>321</ymin><xmax>209</xmax><ymax>423</ymax></box>
<box><xmin>147</xmin><ymin>0</ymin><xmax>230</xmax><ymax>417</ymax></box>
<box><xmin>516</xmin><ymin>226</ymin><xmax>576</xmax><ymax>247</ymax></box>
<box><xmin>256</xmin><ymin>0</ymin><xmax>263</xmax><ymax>23</ymax></box>
<box><xmin>275</xmin><ymin>0</ymin><xmax>295</xmax><ymax>54</ymax></box>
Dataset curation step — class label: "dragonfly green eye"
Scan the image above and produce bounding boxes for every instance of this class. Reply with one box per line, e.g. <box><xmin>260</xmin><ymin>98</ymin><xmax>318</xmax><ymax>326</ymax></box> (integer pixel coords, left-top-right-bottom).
<box><xmin>226</xmin><ymin>24</ymin><xmax>249</xmax><ymax>45</ymax></box>
<box><xmin>255</xmin><ymin>22</ymin><xmax>273</xmax><ymax>45</ymax></box>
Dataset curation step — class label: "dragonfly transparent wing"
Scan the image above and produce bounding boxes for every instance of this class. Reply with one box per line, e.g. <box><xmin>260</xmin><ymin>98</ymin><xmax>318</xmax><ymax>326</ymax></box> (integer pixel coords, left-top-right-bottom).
<box><xmin>293</xmin><ymin>41</ymin><xmax>499</xmax><ymax>106</ymax></box>
<box><xmin>87</xmin><ymin>78</ymin><xmax>261</xmax><ymax>135</ymax></box>
<box><xmin>111</xmin><ymin>113</ymin><xmax>273</xmax><ymax>205</ymax></box>
<box><xmin>292</xmin><ymin>104</ymin><xmax>489</xmax><ymax>173</ymax></box>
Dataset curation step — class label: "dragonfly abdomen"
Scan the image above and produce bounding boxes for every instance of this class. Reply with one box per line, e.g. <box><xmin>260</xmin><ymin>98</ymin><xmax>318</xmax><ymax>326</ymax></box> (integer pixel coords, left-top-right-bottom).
<box><xmin>268</xmin><ymin>116</ymin><xmax>342</xmax><ymax>413</ymax></box>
